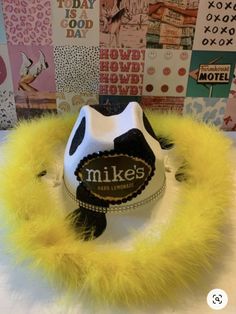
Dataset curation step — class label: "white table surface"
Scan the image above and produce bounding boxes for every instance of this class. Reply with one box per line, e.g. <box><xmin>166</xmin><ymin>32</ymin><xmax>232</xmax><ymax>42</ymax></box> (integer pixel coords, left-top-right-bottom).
<box><xmin>0</xmin><ymin>130</ymin><xmax>236</xmax><ymax>314</ymax></box>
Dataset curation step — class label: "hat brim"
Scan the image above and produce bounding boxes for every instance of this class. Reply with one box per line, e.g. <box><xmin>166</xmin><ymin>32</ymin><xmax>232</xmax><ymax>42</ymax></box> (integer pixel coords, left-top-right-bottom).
<box><xmin>49</xmin><ymin>146</ymin><xmax>181</xmax><ymax>245</ymax></box>
<box><xmin>0</xmin><ymin>113</ymin><xmax>233</xmax><ymax>306</ymax></box>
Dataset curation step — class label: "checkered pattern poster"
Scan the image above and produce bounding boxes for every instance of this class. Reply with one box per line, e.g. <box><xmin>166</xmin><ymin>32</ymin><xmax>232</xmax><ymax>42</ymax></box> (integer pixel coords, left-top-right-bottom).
<box><xmin>0</xmin><ymin>0</ymin><xmax>236</xmax><ymax>130</ymax></box>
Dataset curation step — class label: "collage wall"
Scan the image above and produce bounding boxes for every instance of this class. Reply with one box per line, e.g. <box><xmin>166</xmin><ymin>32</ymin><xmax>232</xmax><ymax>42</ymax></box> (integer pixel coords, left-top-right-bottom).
<box><xmin>0</xmin><ymin>0</ymin><xmax>236</xmax><ymax>131</ymax></box>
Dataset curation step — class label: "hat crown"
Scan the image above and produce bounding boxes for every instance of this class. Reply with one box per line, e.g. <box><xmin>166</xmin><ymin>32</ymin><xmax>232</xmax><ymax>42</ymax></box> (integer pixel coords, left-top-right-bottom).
<box><xmin>64</xmin><ymin>102</ymin><xmax>165</xmax><ymax>212</ymax></box>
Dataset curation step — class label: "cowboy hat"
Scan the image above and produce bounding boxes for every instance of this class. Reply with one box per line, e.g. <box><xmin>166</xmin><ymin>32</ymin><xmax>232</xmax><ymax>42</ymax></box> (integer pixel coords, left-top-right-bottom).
<box><xmin>0</xmin><ymin>104</ymin><xmax>233</xmax><ymax>307</ymax></box>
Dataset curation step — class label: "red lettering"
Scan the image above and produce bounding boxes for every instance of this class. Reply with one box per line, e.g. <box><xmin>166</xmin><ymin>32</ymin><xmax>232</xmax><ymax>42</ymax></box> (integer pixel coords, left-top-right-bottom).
<box><xmin>131</xmin><ymin>74</ymin><xmax>140</xmax><ymax>84</ymax></box>
<box><xmin>100</xmin><ymin>49</ymin><xmax>109</xmax><ymax>59</ymax></box>
<box><xmin>110</xmin><ymin>73</ymin><xmax>118</xmax><ymax>84</ymax></box>
<box><xmin>110</xmin><ymin>61</ymin><xmax>119</xmax><ymax>72</ymax></box>
<box><xmin>119</xmin><ymin>74</ymin><xmax>131</xmax><ymax>84</ymax></box>
<box><xmin>110</xmin><ymin>49</ymin><xmax>119</xmax><ymax>60</ymax></box>
<box><xmin>131</xmin><ymin>50</ymin><xmax>140</xmax><ymax>60</ymax></box>
<box><xmin>99</xmin><ymin>73</ymin><xmax>109</xmax><ymax>83</ymax></box>
<box><xmin>110</xmin><ymin>85</ymin><xmax>117</xmax><ymax>95</ymax></box>
<box><xmin>100</xmin><ymin>61</ymin><xmax>109</xmax><ymax>71</ymax></box>
<box><xmin>99</xmin><ymin>85</ymin><xmax>108</xmax><ymax>94</ymax></box>
<box><xmin>66</xmin><ymin>29</ymin><xmax>74</xmax><ymax>37</ymax></box>
<box><xmin>118</xmin><ymin>85</ymin><xmax>130</xmax><ymax>95</ymax></box>
<box><xmin>57</xmin><ymin>0</ymin><xmax>64</xmax><ymax>8</ymax></box>
<box><xmin>100</xmin><ymin>84</ymin><xmax>142</xmax><ymax>96</ymax></box>
<box><xmin>61</xmin><ymin>19</ymin><xmax>68</xmax><ymax>28</ymax></box>
<box><xmin>130</xmin><ymin>86</ymin><xmax>139</xmax><ymax>95</ymax></box>
<box><xmin>119</xmin><ymin>49</ymin><xmax>131</xmax><ymax>60</ymax></box>
<box><xmin>119</xmin><ymin>62</ymin><xmax>131</xmax><ymax>72</ymax></box>
<box><xmin>70</xmin><ymin>9</ymin><xmax>77</xmax><ymax>18</ymax></box>
<box><xmin>131</xmin><ymin>63</ymin><xmax>140</xmax><ymax>72</ymax></box>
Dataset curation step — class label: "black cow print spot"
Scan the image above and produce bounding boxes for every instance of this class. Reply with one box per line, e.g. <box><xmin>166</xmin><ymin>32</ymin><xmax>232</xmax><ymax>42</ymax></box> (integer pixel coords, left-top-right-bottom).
<box><xmin>76</xmin><ymin>184</ymin><xmax>110</xmax><ymax>208</ymax></box>
<box><xmin>69</xmin><ymin>117</ymin><xmax>86</xmax><ymax>156</ymax></box>
<box><xmin>90</xmin><ymin>103</ymin><xmax>128</xmax><ymax>116</ymax></box>
<box><xmin>114</xmin><ymin>128</ymin><xmax>155</xmax><ymax>164</ymax></box>
<box><xmin>71</xmin><ymin>183</ymin><xmax>109</xmax><ymax>240</ymax></box>
<box><xmin>68</xmin><ymin>207</ymin><xmax>107</xmax><ymax>240</ymax></box>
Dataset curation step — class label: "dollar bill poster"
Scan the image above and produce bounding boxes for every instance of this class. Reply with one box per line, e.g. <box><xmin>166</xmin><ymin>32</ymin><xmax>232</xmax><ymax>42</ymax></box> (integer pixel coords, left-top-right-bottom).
<box><xmin>147</xmin><ymin>0</ymin><xmax>199</xmax><ymax>49</ymax></box>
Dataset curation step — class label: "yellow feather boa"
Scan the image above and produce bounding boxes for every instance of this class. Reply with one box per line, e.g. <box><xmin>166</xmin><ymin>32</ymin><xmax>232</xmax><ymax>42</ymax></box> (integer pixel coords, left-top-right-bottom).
<box><xmin>0</xmin><ymin>113</ymin><xmax>233</xmax><ymax>307</ymax></box>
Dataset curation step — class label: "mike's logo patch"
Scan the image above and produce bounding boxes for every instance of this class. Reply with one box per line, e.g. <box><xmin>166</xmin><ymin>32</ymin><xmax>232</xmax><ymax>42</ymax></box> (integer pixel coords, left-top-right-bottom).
<box><xmin>75</xmin><ymin>152</ymin><xmax>154</xmax><ymax>203</ymax></box>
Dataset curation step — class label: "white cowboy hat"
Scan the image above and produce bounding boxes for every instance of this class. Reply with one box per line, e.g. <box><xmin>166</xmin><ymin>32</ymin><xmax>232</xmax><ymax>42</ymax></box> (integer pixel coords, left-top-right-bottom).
<box><xmin>0</xmin><ymin>103</ymin><xmax>233</xmax><ymax>308</ymax></box>
<box><xmin>63</xmin><ymin>102</ymin><xmax>167</xmax><ymax>240</ymax></box>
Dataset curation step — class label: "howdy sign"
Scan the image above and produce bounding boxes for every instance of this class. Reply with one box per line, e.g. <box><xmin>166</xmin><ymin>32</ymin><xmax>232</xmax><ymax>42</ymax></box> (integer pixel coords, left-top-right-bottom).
<box><xmin>100</xmin><ymin>49</ymin><xmax>145</xmax><ymax>96</ymax></box>
<box><xmin>75</xmin><ymin>152</ymin><xmax>154</xmax><ymax>202</ymax></box>
<box><xmin>197</xmin><ymin>64</ymin><xmax>231</xmax><ymax>83</ymax></box>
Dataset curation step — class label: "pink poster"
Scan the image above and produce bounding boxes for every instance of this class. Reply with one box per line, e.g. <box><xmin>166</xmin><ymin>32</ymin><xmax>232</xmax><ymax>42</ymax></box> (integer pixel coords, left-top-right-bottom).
<box><xmin>8</xmin><ymin>45</ymin><xmax>56</xmax><ymax>92</ymax></box>
<box><xmin>2</xmin><ymin>0</ymin><xmax>52</xmax><ymax>46</ymax></box>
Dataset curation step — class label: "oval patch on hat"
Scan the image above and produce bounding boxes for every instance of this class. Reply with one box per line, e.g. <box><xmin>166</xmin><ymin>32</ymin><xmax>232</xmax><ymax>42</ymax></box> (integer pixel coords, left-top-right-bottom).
<box><xmin>74</xmin><ymin>151</ymin><xmax>155</xmax><ymax>204</ymax></box>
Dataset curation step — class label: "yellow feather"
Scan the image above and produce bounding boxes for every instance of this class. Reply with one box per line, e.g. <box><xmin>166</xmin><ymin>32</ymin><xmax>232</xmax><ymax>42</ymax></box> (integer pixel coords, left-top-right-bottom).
<box><xmin>0</xmin><ymin>113</ymin><xmax>233</xmax><ymax>307</ymax></box>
